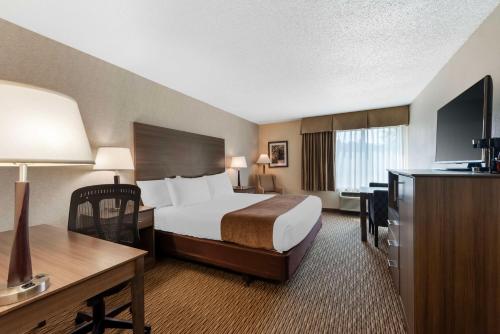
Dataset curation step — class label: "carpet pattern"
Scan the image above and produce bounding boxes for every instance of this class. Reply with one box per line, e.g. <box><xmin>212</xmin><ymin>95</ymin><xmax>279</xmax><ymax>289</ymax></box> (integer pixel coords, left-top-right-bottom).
<box><xmin>28</xmin><ymin>212</ymin><xmax>406</xmax><ymax>333</ymax></box>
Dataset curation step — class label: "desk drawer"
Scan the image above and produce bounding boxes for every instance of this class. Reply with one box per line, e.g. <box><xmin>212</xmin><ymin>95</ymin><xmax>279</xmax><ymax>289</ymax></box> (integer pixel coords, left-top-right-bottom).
<box><xmin>387</xmin><ymin>241</ymin><xmax>400</xmax><ymax>293</ymax></box>
<box><xmin>388</xmin><ymin>219</ymin><xmax>399</xmax><ymax>243</ymax></box>
<box><xmin>138</xmin><ymin>209</ymin><xmax>154</xmax><ymax>229</ymax></box>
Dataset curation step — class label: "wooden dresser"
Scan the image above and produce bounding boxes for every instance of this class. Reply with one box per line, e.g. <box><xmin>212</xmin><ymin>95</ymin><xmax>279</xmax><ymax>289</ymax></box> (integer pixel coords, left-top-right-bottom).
<box><xmin>388</xmin><ymin>170</ymin><xmax>499</xmax><ymax>334</ymax></box>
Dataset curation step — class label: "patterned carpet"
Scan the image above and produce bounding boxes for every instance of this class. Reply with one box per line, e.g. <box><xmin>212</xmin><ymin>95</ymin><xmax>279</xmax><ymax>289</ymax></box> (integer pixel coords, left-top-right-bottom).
<box><xmin>28</xmin><ymin>212</ymin><xmax>406</xmax><ymax>334</ymax></box>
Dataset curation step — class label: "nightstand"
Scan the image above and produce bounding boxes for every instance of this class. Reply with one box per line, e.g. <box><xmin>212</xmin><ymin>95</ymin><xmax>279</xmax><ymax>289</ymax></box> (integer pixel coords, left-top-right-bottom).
<box><xmin>233</xmin><ymin>186</ymin><xmax>256</xmax><ymax>194</ymax></box>
<box><xmin>138</xmin><ymin>206</ymin><xmax>155</xmax><ymax>271</ymax></box>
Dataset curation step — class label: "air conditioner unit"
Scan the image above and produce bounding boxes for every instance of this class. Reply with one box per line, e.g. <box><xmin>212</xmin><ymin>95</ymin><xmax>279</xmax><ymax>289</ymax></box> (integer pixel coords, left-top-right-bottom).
<box><xmin>339</xmin><ymin>191</ymin><xmax>360</xmax><ymax>212</ymax></box>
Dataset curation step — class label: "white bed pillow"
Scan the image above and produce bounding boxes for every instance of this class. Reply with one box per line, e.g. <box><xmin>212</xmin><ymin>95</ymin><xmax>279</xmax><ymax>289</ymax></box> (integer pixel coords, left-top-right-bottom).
<box><xmin>165</xmin><ymin>176</ymin><xmax>211</xmax><ymax>206</ymax></box>
<box><xmin>204</xmin><ymin>172</ymin><xmax>234</xmax><ymax>198</ymax></box>
<box><xmin>136</xmin><ymin>180</ymin><xmax>172</xmax><ymax>208</ymax></box>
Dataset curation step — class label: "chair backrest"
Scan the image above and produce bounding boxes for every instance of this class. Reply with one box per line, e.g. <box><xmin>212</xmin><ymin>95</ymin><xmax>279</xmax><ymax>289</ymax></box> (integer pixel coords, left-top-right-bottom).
<box><xmin>371</xmin><ymin>189</ymin><xmax>389</xmax><ymax>222</ymax></box>
<box><xmin>369</xmin><ymin>182</ymin><xmax>388</xmax><ymax>188</ymax></box>
<box><xmin>68</xmin><ymin>184</ymin><xmax>141</xmax><ymax>247</ymax></box>
<box><xmin>258</xmin><ymin>174</ymin><xmax>276</xmax><ymax>192</ymax></box>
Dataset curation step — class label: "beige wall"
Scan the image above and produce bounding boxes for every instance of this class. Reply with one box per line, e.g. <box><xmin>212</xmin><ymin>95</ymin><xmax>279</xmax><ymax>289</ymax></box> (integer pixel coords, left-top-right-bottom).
<box><xmin>0</xmin><ymin>19</ymin><xmax>259</xmax><ymax>231</ymax></box>
<box><xmin>409</xmin><ymin>6</ymin><xmax>500</xmax><ymax>168</ymax></box>
<box><xmin>259</xmin><ymin>120</ymin><xmax>339</xmax><ymax>209</ymax></box>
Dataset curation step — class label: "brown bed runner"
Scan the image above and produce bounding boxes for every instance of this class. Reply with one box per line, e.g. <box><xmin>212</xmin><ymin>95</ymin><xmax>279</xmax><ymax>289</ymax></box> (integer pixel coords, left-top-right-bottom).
<box><xmin>221</xmin><ymin>195</ymin><xmax>307</xmax><ymax>250</ymax></box>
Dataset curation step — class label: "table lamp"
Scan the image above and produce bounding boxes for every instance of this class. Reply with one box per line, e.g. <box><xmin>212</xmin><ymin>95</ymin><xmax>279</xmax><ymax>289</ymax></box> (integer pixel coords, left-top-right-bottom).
<box><xmin>94</xmin><ymin>147</ymin><xmax>134</xmax><ymax>184</ymax></box>
<box><xmin>256</xmin><ymin>154</ymin><xmax>272</xmax><ymax>174</ymax></box>
<box><xmin>230</xmin><ymin>156</ymin><xmax>247</xmax><ymax>188</ymax></box>
<box><xmin>0</xmin><ymin>80</ymin><xmax>93</xmax><ymax>305</ymax></box>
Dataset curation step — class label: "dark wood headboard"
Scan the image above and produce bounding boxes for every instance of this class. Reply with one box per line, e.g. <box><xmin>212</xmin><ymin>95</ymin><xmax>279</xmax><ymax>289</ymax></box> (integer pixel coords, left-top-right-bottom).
<box><xmin>133</xmin><ymin>122</ymin><xmax>225</xmax><ymax>181</ymax></box>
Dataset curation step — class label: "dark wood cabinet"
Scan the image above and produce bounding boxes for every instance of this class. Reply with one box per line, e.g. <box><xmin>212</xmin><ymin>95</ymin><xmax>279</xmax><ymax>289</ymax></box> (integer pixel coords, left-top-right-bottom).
<box><xmin>138</xmin><ymin>206</ymin><xmax>155</xmax><ymax>271</ymax></box>
<box><xmin>388</xmin><ymin>170</ymin><xmax>500</xmax><ymax>334</ymax></box>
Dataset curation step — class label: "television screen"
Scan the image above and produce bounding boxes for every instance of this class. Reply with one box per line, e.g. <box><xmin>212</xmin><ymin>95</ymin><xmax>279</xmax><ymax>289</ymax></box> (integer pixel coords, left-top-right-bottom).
<box><xmin>435</xmin><ymin>77</ymin><xmax>491</xmax><ymax>163</ymax></box>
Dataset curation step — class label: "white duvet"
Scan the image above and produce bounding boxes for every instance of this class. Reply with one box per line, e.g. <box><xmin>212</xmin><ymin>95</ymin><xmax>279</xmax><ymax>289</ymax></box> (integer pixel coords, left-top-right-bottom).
<box><xmin>154</xmin><ymin>193</ymin><xmax>322</xmax><ymax>252</ymax></box>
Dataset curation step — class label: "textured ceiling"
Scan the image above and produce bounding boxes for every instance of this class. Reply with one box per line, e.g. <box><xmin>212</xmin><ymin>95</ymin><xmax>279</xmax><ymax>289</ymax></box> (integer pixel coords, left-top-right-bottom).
<box><xmin>0</xmin><ymin>1</ymin><xmax>498</xmax><ymax>123</ymax></box>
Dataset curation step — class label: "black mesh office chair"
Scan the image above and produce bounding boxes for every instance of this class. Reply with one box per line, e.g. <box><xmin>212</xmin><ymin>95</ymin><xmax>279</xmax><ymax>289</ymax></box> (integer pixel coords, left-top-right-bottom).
<box><xmin>368</xmin><ymin>182</ymin><xmax>389</xmax><ymax>247</ymax></box>
<box><xmin>68</xmin><ymin>184</ymin><xmax>151</xmax><ymax>334</ymax></box>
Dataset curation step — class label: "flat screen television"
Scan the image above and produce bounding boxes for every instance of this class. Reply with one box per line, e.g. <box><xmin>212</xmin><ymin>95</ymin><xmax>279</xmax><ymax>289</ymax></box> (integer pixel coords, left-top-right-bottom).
<box><xmin>435</xmin><ymin>75</ymin><xmax>493</xmax><ymax>164</ymax></box>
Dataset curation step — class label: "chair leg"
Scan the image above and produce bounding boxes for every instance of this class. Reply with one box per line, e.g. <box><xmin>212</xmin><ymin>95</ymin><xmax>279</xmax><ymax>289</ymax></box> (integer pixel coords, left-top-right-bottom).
<box><xmin>106</xmin><ymin>302</ymin><xmax>131</xmax><ymax>318</ymax></box>
<box><xmin>75</xmin><ymin>311</ymin><xmax>92</xmax><ymax>325</ymax></box>
<box><xmin>91</xmin><ymin>299</ymin><xmax>106</xmax><ymax>334</ymax></box>
<box><xmin>374</xmin><ymin>224</ymin><xmax>379</xmax><ymax>248</ymax></box>
<box><xmin>72</xmin><ymin>321</ymin><xmax>93</xmax><ymax>334</ymax></box>
<box><xmin>104</xmin><ymin>318</ymin><xmax>152</xmax><ymax>333</ymax></box>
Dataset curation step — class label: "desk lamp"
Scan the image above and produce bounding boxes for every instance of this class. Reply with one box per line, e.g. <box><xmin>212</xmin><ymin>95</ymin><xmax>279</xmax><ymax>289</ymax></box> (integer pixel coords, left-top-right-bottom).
<box><xmin>0</xmin><ymin>81</ymin><xmax>93</xmax><ymax>305</ymax></box>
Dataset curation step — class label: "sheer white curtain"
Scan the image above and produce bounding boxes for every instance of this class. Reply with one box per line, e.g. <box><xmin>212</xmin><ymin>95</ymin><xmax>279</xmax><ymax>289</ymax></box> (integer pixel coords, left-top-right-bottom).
<box><xmin>335</xmin><ymin>126</ymin><xmax>406</xmax><ymax>190</ymax></box>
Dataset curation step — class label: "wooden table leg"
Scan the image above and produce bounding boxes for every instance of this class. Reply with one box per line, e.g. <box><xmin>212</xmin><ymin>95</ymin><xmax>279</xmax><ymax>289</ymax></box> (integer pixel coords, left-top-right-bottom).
<box><xmin>360</xmin><ymin>194</ymin><xmax>367</xmax><ymax>242</ymax></box>
<box><xmin>131</xmin><ymin>256</ymin><xmax>145</xmax><ymax>333</ymax></box>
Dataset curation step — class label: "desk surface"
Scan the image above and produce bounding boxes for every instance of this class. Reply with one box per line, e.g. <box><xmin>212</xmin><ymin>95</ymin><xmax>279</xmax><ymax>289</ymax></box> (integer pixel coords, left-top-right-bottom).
<box><xmin>0</xmin><ymin>224</ymin><xmax>146</xmax><ymax>316</ymax></box>
<box><xmin>359</xmin><ymin>186</ymin><xmax>387</xmax><ymax>194</ymax></box>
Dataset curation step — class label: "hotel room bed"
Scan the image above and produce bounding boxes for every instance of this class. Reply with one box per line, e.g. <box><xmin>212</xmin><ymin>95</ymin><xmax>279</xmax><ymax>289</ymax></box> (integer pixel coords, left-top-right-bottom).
<box><xmin>134</xmin><ymin>122</ymin><xmax>322</xmax><ymax>282</ymax></box>
<box><xmin>154</xmin><ymin>193</ymin><xmax>321</xmax><ymax>253</ymax></box>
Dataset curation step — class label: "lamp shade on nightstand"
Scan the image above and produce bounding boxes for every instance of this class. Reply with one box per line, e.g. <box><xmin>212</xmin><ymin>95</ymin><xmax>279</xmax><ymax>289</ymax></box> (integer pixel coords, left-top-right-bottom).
<box><xmin>230</xmin><ymin>156</ymin><xmax>247</xmax><ymax>169</ymax></box>
<box><xmin>94</xmin><ymin>147</ymin><xmax>134</xmax><ymax>171</ymax></box>
<box><xmin>0</xmin><ymin>80</ymin><xmax>93</xmax><ymax>305</ymax></box>
<box><xmin>94</xmin><ymin>147</ymin><xmax>134</xmax><ymax>185</ymax></box>
<box><xmin>230</xmin><ymin>156</ymin><xmax>247</xmax><ymax>188</ymax></box>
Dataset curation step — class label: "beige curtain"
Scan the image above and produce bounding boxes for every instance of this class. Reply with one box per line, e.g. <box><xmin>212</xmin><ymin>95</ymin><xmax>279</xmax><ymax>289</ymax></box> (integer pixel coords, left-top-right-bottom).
<box><xmin>301</xmin><ymin>105</ymin><xmax>409</xmax><ymax>134</ymax></box>
<box><xmin>301</xmin><ymin>115</ymin><xmax>333</xmax><ymax>134</ymax></box>
<box><xmin>301</xmin><ymin>132</ymin><xmax>335</xmax><ymax>191</ymax></box>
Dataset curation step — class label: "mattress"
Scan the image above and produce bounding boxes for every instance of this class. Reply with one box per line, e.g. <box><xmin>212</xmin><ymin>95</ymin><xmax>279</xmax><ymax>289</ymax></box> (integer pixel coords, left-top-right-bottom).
<box><xmin>154</xmin><ymin>193</ymin><xmax>322</xmax><ymax>252</ymax></box>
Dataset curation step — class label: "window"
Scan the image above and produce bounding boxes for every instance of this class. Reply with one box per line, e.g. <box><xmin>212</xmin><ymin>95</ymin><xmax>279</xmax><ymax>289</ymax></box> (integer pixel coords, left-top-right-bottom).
<box><xmin>335</xmin><ymin>126</ymin><xmax>406</xmax><ymax>190</ymax></box>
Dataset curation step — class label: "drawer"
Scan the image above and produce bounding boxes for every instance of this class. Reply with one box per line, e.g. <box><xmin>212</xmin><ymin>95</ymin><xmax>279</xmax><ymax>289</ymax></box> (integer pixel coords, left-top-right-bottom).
<box><xmin>138</xmin><ymin>209</ymin><xmax>154</xmax><ymax>229</ymax></box>
<box><xmin>388</xmin><ymin>219</ymin><xmax>399</xmax><ymax>243</ymax></box>
<box><xmin>388</xmin><ymin>207</ymin><xmax>399</xmax><ymax>221</ymax></box>
<box><xmin>387</xmin><ymin>239</ymin><xmax>400</xmax><ymax>293</ymax></box>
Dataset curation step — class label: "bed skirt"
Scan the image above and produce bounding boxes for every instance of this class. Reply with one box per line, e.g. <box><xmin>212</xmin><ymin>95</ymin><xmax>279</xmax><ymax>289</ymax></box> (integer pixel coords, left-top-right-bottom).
<box><xmin>155</xmin><ymin>217</ymin><xmax>322</xmax><ymax>282</ymax></box>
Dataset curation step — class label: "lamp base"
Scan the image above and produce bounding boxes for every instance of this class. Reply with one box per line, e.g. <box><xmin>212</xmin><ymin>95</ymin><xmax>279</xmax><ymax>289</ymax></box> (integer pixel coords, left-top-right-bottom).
<box><xmin>0</xmin><ymin>273</ymin><xmax>50</xmax><ymax>306</ymax></box>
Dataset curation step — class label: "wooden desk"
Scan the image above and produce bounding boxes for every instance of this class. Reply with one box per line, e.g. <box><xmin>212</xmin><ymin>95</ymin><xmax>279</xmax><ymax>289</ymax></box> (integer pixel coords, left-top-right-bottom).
<box><xmin>0</xmin><ymin>225</ymin><xmax>147</xmax><ymax>334</ymax></box>
<box><xmin>359</xmin><ymin>186</ymin><xmax>387</xmax><ymax>242</ymax></box>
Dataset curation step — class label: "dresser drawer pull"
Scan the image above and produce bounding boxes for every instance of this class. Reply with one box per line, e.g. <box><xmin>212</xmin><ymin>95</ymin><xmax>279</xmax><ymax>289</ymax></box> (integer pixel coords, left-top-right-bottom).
<box><xmin>387</xmin><ymin>239</ymin><xmax>399</xmax><ymax>247</ymax></box>
<box><xmin>387</xmin><ymin>259</ymin><xmax>398</xmax><ymax>268</ymax></box>
<box><xmin>387</xmin><ymin>219</ymin><xmax>399</xmax><ymax>226</ymax></box>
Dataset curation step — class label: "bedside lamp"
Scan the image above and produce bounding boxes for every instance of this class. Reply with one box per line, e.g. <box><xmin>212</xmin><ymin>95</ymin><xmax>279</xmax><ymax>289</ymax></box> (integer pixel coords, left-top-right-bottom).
<box><xmin>0</xmin><ymin>81</ymin><xmax>93</xmax><ymax>305</ymax></box>
<box><xmin>230</xmin><ymin>156</ymin><xmax>247</xmax><ymax>188</ymax></box>
<box><xmin>256</xmin><ymin>154</ymin><xmax>272</xmax><ymax>174</ymax></box>
<box><xmin>94</xmin><ymin>147</ymin><xmax>134</xmax><ymax>184</ymax></box>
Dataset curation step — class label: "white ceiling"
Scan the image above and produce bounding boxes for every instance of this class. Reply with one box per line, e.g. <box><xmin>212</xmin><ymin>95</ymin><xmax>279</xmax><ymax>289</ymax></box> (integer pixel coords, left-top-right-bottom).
<box><xmin>0</xmin><ymin>1</ymin><xmax>498</xmax><ymax>124</ymax></box>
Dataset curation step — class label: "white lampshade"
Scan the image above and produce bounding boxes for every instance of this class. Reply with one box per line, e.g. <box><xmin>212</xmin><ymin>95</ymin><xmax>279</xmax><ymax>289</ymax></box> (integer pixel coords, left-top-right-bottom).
<box><xmin>94</xmin><ymin>147</ymin><xmax>134</xmax><ymax>171</ymax></box>
<box><xmin>0</xmin><ymin>80</ymin><xmax>93</xmax><ymax>166</ymax></box>
<box><xmin>230</xmin><ymin>156</ymin><xmax>247</xmax><ymax>169</ymax></box>
<box><xmin>256</xmin><ymin>153</ymin><xmax>272</xmax><ymax>164</ymax></box>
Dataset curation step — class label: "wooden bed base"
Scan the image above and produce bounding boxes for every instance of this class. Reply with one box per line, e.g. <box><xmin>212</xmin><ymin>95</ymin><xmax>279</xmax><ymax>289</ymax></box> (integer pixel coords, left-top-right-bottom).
<box><xmin>134</xmin><ymin>122</ymin><xmax>322</xmax><ymax>282</ymax></box>
<box><xmin>155</xmin><ymin>218</ymin><xmax>322</xmax><ymax>282</ymax></box>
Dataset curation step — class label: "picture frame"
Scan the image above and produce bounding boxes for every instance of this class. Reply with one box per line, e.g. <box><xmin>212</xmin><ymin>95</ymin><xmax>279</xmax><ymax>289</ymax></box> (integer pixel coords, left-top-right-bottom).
<box><xmin>268</xmin><ymin>140</ymin><xmax>288</xmax><ymax>168</ymax></box>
